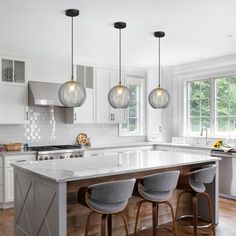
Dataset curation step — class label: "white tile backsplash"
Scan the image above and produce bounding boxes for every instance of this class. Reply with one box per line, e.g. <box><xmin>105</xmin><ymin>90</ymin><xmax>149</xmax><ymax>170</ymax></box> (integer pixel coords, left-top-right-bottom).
<box><xmin>0</xmin><ymin>107</ymin><xmax>145</xmax><ymax>146</ymax></box>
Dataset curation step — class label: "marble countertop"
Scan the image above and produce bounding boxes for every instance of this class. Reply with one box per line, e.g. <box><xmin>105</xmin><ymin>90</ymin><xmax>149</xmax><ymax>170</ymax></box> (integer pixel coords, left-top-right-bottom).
<box><xmin>0</xmin><ymin>150</ymin><xmax>36</xmax><ymax>156</ymax></box>
<box><xmin>12</xmin><ymin>150</ymin><xmax>220</xmax><ymax>183</ymax></box>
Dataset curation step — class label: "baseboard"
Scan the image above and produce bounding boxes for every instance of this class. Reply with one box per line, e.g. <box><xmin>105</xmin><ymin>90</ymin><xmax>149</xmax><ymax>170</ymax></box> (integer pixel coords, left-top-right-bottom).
<box><xmin>220</xmin><ymin>192</ymin><xmax>236</xmax><ymax>200</ymax></box>
<box><xmin>2</xmin><ymin>202</ymin><xmax>14</xmax><ymax>209</ymax></box>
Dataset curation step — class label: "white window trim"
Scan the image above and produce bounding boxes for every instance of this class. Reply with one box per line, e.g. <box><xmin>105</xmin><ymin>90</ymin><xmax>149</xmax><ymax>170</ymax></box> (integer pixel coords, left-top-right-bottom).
<box><xmin>119</xmin><ymin>76</ymin><xmax>145</xmax><ymax>137</ymax></box>
<box><xmin>184</xmin><ymin>75</ymin><xmax>236</xmax><ymax>138</ymax></box>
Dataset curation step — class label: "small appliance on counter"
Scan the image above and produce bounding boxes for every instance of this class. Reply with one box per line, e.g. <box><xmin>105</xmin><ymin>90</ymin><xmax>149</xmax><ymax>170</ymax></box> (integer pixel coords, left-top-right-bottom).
<box><xmin>77</xmin><ymin>133</ymin><xmax>91</xmax><ymax>146</ymax></box>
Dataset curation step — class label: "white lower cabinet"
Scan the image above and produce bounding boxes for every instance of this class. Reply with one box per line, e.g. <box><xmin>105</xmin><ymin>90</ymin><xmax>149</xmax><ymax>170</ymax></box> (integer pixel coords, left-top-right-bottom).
<box><xmin>4</xmin><ymin>167</ymin><xmax>14</xmax><ymax>203</ymax></box>
<box><xmin>2</xmin><ymin>153</ymin><xmax>36</xmax><ymax>208</ymax></box>
<box><xmin>0</xmin><ymin>157</ymin><xmax>3</xmax><ymax>205</ymax></box>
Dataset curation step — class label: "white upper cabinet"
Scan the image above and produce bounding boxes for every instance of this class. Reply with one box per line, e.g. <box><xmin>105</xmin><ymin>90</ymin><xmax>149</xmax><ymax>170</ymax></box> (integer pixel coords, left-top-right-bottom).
<box><xmin>96</xmin><ymin>67</ymin><xmax>126</xmax><ymax>124</ymax></box>
<box><xmin>146</xmin><ymin>68</ymin><xmax>163</xmax><ymax>141</ymax></box>
<box><xmin>0</xmin><ymin>56</ymin><xmax>28</xmax><ymax>124</ymax></box>
<box><xmin>66</xmin><ymin>65</ymin><xmax>95</xmax><ymax>124</ymax></box>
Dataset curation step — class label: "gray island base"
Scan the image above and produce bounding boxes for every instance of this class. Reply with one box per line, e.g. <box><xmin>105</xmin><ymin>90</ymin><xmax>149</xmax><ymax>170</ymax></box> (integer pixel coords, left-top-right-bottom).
<box><xmin>12</xmin><ymin>150</ymin><xmax>220</xmax><ymax>236</ymax></box>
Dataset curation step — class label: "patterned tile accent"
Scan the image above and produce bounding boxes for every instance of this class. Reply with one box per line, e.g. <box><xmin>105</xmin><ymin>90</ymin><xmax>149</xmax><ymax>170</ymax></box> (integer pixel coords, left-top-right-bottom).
<box><xmin>0</xmin><ymin>107</ymin><xmax>145</xmax><ymax>146</ymax></box>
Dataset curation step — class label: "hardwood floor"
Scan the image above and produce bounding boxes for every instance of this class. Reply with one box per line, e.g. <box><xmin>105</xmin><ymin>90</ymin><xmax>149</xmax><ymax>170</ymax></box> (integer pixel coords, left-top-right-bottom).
<box><xmin>1</xmin><ymin>198</ymin><xmax>236</xmax><ymax>236</ymax></box>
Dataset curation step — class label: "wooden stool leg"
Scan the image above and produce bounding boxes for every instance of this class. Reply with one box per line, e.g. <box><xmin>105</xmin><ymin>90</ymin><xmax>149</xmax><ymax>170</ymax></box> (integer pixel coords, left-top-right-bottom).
<box><xmin>85</xmin><ymin>211</ymin><xmax>96</xmax><ymax>236</ymax></box>
<box><xmin>152</xmin><ymin>202</ymin><xmax>158</xmax><ymax>236</ymax></box>
<box><xmin>175</xmin><ymin>190</ymin><xmax>188</xmax><ymax>220</ymax></box>
<box><xmin>192</xmin><ymin>193</ymin><xmax>198</xmax><ymax>236</ymax></box>
<box><xmin>165</xmin><ymin>201</ymin><xmax>178</xmax><ymax>236</ymax></box>
<box><xmin>134</xmin><ymin>200</ymin><xmax>147</xmax><ymax>235</ymax></box>
<box><xmin>118</xmin><ymin>212</ymin><xmax>129</xmax><ymax>236</ymax></box>
<box><xmin>203</xmin><ymin>192</ymin><xmax>216</xmax><ymax>235</ymax></box>
<box><xmin>108</xmin><ymin>214</ymin><xmax>112</xmax><ymax>236</ymax></box>
<box><xmin>101</xmin><ymin>214</ymin><xmax>108</xmax><ymax>236</ymax></box>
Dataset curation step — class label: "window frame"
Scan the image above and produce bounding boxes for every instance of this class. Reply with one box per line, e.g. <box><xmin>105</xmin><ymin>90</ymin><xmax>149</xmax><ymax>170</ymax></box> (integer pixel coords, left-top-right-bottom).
<box><xmin>184</xmin><ymin>75</ymin><xmax>236</xmax><ymax>137</ymax></box>
<box><xmin>119</xmin><ymin>76</ymin><xmax>145</xmax><ymax>137</ymax></box>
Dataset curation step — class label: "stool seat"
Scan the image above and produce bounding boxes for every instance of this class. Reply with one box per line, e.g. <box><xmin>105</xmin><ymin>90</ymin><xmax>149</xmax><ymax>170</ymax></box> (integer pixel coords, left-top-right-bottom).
<box><xmin>87</xmin><ymin>197</ymin><xmax>128</xmax><ymax>213</ymax></box>
<box><xmin>139</xmin><ymin>188</ymin><xmax>172</xmax><ymax>202</ymax></box>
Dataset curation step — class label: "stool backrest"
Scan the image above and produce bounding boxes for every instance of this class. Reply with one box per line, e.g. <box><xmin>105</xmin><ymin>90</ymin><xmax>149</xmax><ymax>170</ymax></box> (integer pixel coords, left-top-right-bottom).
<box><xmin>189</xmin><ymin>164</ymin><xmax>217</xmax><ymax>193</ymax></box>
<box><xmin>141</xmin><ymin>171</ymin><xmax>180</xmax><ymax>192</ymax></box>
<box><xmin>89</xmin><ymin>178</ymin><xmax>135</xmax><ymax>203</ymax></box>
<box><xmin>192</xmin><ymin>164</ymin><xmax>217</xmax><ymax>184</ymax></box>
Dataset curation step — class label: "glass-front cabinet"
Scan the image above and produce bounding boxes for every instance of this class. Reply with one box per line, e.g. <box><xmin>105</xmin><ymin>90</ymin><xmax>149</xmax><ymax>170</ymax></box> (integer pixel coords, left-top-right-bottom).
<box><xmin>0</xmin><ymin>56</ymin><xmax>28</xmax><ymax>124</ymax></box>
<box><xmin>1</xmin><ymin>58</ymin><xmax>25</xmax><ymax>83</ymax></box>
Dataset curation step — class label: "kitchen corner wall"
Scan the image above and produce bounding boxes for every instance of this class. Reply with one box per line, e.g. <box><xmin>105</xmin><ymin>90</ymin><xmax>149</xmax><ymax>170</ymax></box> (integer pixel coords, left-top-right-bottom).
<box><xmin>0</xmin><ymin>45</ymin><xmax>146</xmax><ymax>147</ymax></box>
<box><xmin>0</xmin><ymin>106</ymin><xmax>145</xmax><ymax>146</ymax></box>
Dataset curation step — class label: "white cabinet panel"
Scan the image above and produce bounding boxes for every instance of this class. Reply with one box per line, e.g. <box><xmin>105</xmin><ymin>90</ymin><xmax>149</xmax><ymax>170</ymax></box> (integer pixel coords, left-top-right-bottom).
<box><xmin>147</xmin><ymin>69</ymin><xmax>163</xmax><ymax>140</ymax></box>
<box><xmin>96</xmin><ymin>68</ymin><xmax>112</xmax><ymax>123</ymax></box>
<box><xmin>0</xmin><ymin>83</ymin><xmax>27</xmax><ymax>124</ymax></box>
<box><xmin>4</xmin><ymin>168</ymin><xmax>14</xmax><ymax>203</ymax></box>
<box><xmin>0</xmin><ymin>185</ymin><xmax>3</xmax><ymax>203</ymax></box>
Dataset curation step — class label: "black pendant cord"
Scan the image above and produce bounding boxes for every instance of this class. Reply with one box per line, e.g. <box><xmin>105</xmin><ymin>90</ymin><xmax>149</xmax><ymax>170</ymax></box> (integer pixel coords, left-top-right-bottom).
<box><xmin>119</xmin><ymin>28</ymin><xmax>121</xmax><ymax>85</ymax></box>
<box><xmin>158</xmin><ymin>37</ymin><xmax>161</xmax><ymax>88</ymax></box>
<box><xmin>71</xmin><ymin>16</ymin><xmax>74</xmax><ymax>81</ymax></box>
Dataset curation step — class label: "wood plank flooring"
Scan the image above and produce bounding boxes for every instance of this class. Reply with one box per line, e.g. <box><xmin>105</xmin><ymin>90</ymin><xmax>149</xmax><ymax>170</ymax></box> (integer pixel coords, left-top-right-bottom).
<box><xmin>1</xmin><ymin>198</ymin><xmax>236</xmax><ymax>236</ymax></box>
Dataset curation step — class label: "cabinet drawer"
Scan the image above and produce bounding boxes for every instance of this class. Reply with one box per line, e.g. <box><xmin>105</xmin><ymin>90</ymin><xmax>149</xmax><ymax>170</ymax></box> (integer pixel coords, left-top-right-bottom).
<box><xmin>4</xmin><ymin>154</ymin><xmax>36</xmax><ymax>167</ymax></box>
<box><xmin>84</xmin><ymin>150</ymin><xmax>105</xmax><ymax>157</ymax></box>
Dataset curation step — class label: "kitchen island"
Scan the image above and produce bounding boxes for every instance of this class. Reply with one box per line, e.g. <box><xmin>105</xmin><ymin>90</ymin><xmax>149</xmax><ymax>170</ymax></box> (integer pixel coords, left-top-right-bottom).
<box><xmin>12</xmin><ymin>150</ymin><xmax>220</xmax><ymax>236</ymax></box>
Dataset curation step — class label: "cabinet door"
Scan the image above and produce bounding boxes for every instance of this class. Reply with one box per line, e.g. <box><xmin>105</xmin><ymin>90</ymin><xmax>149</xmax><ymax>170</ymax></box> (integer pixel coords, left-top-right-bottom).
<box><xmin>96</xmin><ymin>68</ymin><xmax>111</xmax><ymax>123</ymax></box>
<box><xmin>66</xmin><ymin>65</ymin><xmax>95</xmax><ymax>124</ymax></box>
<box><xmin>109</xmin><ymin>70</ymin><xmax>126</xmax><ymax>123</ymax></box>
<box><xmin>4</xmin><ymin>168</ymin><xmax>14</xmax><ymax>203</ymax></box>
<box><xmin>0</xmin><ymin>83</ymin><xmax>27</xmax><ymax>123</ymax></box>
<box><xmin>147</xmin><ymin>69</ymin><xmax>163</xmax><ymax>139</ymax></box>
<box><xmin>73</xmin><ymin>89</ymin><xmax>95</xmax><ymax>123</ymax></box>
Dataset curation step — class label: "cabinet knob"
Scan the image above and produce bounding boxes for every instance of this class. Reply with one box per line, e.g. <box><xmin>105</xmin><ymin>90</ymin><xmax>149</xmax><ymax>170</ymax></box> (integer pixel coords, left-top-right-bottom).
<box><xmin>159</xmin><ymin>126</ymin><xmax>162</xmax><ymax>133</ymax></box>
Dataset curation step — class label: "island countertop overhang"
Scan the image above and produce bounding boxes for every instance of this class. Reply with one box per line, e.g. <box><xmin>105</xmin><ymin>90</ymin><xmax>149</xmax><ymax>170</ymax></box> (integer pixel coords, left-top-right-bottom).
<box><xmin>11</xmin><ymin>150</ymin><xmax>221</xmax><ymax>183</ymax></box>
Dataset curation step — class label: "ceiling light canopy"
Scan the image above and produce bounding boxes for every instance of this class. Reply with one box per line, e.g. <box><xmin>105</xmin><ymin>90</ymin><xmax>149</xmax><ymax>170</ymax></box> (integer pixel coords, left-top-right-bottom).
<box><xmin>148</xmin><ymin>31</ymin><xmax>170</xmax><ymax>109</ymax></box>
<box><xmin>58</xmin><ymin>9</ymin><xmax>86</xmax><ymax>108</ymax></box>
<box><xmin>108</xmin><ymin>22</ymin><xmax>131</xmax><ymax>109</ymax></box>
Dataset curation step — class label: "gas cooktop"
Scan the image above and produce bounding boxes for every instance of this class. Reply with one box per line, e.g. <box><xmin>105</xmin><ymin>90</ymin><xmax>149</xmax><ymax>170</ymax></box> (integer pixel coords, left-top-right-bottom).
<box><xmin>29</xmin><ymin>145</ymin><xmax>83</xmax><ymax>161</ymax></box>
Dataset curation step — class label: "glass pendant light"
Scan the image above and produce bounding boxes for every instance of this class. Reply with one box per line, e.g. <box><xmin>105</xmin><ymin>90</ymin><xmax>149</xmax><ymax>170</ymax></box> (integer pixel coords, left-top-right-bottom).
<box><xmin>59</xmin><ymin>9</ymin><xmax>86</xmax><ymax>107</ymax></box>
<box><xmin>148</xmin><ymin>31</ymin><xmax>170</xmax><ymax>109</ymax></box>
<box><xmin>108</xmin><ymin>22</ymin><xmax>131</xmax><ymax>109</ymax></box>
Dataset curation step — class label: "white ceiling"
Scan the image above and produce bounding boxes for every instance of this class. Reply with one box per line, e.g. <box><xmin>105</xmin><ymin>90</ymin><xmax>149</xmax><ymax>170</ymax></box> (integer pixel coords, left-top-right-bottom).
<box><xmin>0</xmin><ymin>0</ymin><xmax>236</xmax><ymax>68</ymax></box>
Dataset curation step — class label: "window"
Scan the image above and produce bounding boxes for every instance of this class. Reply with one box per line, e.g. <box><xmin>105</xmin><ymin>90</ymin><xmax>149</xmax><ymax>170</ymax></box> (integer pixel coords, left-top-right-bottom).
<box><xmin>187</xmin><ymin>80</ymin><xmax>211</xmax><ymax>133</ymax></box>
<box><xmin>186</xmin><ymin>75</ymin><xmax>236</xmax><ymax>135</ymax></box>
<box><xmin>216</xmin><ymin>77</ymin><xmax>236</xmax><ymax>132</ymax></box>
<box><xmin>119</xmin><ymin>77</ymin><xmax>144</xmax><ymax>136</ymax></box>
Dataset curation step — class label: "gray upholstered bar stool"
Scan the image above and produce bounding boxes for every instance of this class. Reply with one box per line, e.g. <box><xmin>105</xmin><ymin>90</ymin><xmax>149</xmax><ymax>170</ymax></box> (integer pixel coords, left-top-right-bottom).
<box><xmin>134</xmin><ymin>171</ymin><xmax>180</xmax><ymax>236</ymax></box>
<box><xmin>175</xmin><ymin>164</ymin><xmax>217</xmax><ymax>236</ymax></box>
<box><xmin>81</xmin><ymin>179</ymin><xmax>135</xmax><ymax>236</ymax></box>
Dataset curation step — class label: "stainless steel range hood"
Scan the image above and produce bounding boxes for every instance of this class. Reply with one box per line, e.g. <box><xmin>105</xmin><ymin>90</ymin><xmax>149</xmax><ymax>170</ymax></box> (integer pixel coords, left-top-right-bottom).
<box><xmin>28</xmin><ymin>81</ymin><xmax>64</xmax><ymax>107</ymax></box>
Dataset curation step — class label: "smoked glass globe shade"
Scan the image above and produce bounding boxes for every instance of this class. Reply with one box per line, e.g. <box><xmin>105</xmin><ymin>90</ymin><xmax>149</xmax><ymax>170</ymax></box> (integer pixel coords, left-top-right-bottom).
<box><xmin>148</xmin><ymin>87</ymin><xmax>170</xmax><ymax>109</ymax></box>
<box><xmin>59</xmin><ymin>80</ymin><xmax>86</xmax><ymax>107</ymax></box>
<box><xmin>108</xmin><ymin>85</ymin><xmax>131</xmax><ymax>108</ymax></box>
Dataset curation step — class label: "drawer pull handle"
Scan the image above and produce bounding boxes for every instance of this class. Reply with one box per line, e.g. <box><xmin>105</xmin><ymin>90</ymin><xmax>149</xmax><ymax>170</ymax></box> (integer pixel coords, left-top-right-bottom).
<box><xmin>16</xmin><ymin>160</ymin><xmax>26</xmax><ymax>163</ymax></box>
